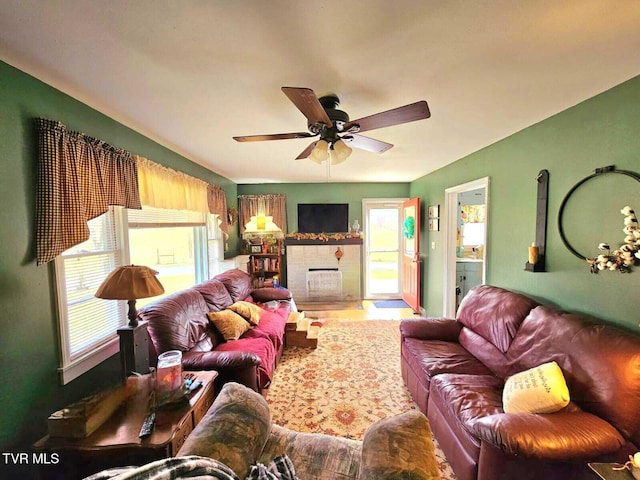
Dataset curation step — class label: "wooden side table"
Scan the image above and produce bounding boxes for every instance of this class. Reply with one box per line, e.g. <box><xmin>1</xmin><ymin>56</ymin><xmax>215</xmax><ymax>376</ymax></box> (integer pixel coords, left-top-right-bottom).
<box><xmin>33</xmin><ymin>370</ymin><xmax>217</xmax><ymax>480</ymax></box>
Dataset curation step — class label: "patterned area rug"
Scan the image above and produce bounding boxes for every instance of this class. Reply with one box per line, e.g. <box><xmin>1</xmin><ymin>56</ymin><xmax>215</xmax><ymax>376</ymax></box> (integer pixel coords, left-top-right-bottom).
<box><xmin>267</xmin><ymin>319</ymin><xmax>457</xmax><ymax>480</ymax></box>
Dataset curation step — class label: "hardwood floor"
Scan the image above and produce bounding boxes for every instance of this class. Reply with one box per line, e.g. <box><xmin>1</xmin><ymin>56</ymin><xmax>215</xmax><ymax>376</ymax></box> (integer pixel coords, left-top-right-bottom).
<box><xmin>299</xmin><ymin>300</ymin><xmax>418</xmax><ymax>321</ymax></box>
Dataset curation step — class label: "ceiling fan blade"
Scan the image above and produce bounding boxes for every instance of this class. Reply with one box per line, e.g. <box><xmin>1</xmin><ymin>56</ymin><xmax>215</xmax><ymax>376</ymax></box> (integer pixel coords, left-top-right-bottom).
<box><xmin>282</xmin><ymin>87</ymin><xmax>333</xmax><ymax>128</ymax></box>
<box><xmin>295</xmin><ymin>141</ymin><xmax>317</xmax><ymax>160</ymax></box>
<box><xmin>344</xmin><ymin>100</ymin><xmax>430</xmax><ymax>133</ymax></box>
<box><xmin>341</xmin><ymin>134</ymin><xmax>393</xmax><ymax>154</ymax></box>
<box><xmin>233</xmin><ymin>132</ymin><xmax>314</xmax><ymax>142</ymax></box>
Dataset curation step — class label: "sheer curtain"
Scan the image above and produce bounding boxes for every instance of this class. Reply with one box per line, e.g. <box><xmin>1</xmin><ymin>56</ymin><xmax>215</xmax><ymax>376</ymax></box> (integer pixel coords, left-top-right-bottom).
<box><xmin>136</xmin><ymin>156</ymin><xmax>209</xmax><ymax>213</ymax></box>
<box><xmin>238</xmin><ymin>194</ymin><xmax>287</xmax><ymax>234</ymax></box>
<box><xmin>136</xmin><ymin>156</ymin><xmax>228</xmax><ymax>232</ymax></box>
<box><xmin>35</xmin><ymin>118</ymin><xmax>141</xmax><ymax>265</ymax></box>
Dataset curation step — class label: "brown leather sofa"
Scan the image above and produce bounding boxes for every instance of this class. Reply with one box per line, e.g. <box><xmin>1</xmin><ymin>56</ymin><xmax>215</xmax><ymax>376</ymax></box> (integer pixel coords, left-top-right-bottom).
<box><xmin>400</xmin><ymin>285</ymin><xmax>640</xmax><ymax>480</ymax></box>
<box><xmin>138</xmin><ymin>268</ymin><xmax>293</xmax><ymax>395</ymax></box>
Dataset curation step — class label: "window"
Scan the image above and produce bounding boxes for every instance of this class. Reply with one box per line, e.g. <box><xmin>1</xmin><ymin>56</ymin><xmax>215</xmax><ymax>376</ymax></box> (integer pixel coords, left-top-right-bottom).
<box><xmin>54</xmin><ymin>207</ymin><xmax>126</xmax><ymax>385</ymax></box>
<box><xmin>55</xmin><ymin>206</ymin><xmax>223</xmax><ymax>384</ymax></box>
<box><xmin>127</xmin><ymin>206</ymin><xmax>209</xmax><ymax>308</ymax></box>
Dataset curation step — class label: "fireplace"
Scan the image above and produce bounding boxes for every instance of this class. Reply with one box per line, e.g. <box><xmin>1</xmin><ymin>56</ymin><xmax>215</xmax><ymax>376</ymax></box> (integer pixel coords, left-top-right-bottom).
<box><xmin>306</xmin><ymin>269</ymin><xmax>342</xmax><ymax>299</ymax></box>
<box><xmin>285</xmin><ymin>238</ymin><xmax>362</xmax><ymax>302</ymax></box>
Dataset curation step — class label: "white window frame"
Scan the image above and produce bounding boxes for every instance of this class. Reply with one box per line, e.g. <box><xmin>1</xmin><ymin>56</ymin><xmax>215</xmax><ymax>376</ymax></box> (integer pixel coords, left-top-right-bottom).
<box><xmin>54</xmin><ymin>207</ymin><xmax>223</xmax><ymax>385</ymax></box>
<box><xmin>54</xmin><ymin>206</ymin><xmax>128</xmax><ymax>385</ymax></box>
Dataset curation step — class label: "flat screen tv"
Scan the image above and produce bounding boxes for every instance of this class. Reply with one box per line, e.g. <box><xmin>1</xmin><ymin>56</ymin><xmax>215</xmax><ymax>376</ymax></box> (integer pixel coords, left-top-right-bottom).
<box><xmin>297</xmin><ymin>203</ymin><xmax>349</xmax><ymax>233</ymax></box>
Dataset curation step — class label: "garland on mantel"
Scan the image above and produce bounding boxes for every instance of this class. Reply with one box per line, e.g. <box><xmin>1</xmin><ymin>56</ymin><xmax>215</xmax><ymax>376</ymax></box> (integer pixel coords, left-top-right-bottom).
<box><xmin>587</xmin><ymin>206</ymin><xmax>640</xmax><ymax>273</ymax></box>
<box><xmin>286</xmin><ymin>232</ymin><xmax>361</xmax><ymax>242</ymax></box>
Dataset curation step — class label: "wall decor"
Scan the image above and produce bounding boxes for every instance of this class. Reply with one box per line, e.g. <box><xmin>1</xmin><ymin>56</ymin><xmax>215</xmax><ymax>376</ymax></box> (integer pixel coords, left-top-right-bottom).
<box><xmin>587</xmin><ymin>206</ymin><xmax>639</xmax><ymax>273</ymax></box>
<box><xmin>227</xmin><ymin>207</ymin><xmax>238</xmax><ymax>226</ymax></box>
<box><xmin>557</xmin><ymin>165</ymin><xmax>640</xmax><ymax>273</ymax></box>
<box><xmin>525</xmin><ymin>169</ymin><xmax>549</xmax><ymax>272</ymax></box>
<box><xmin>428</xmin><ymin>204</ymin><xmax>440</xmax><ymax>218</ymax></box>
<box><xmin>403</xmin><ymin>215</ymin><xmax>415</xmax><ymax>239</ymax></box>
<box><xmin>428</xmin><ymin>219</ymin><xmax>439</xmax><ymax>231</ymax></box>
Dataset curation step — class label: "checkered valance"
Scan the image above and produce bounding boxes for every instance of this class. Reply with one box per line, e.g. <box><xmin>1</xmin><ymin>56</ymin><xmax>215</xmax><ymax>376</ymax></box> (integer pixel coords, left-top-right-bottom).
<box><xmin>238</xmin><ymin>194</ymin><xmax>287</xmax><ymax>233</ymax></box>
<box><xmin>208</xmin><ymin>184</ymin><xmax>229</xmax><ymax>234</ymax></box>
<box><xmin>35</xmin><ymin>118</ymin><xmax>141</xmax><ymax>265</ymax></box>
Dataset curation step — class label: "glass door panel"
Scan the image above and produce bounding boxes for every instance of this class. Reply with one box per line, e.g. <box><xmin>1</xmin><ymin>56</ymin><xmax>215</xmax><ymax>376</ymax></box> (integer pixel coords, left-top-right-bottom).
<box><xmin>363</xmin><ymin>202</ymin><xmax>402</xmax><ymax>298</ymax></box>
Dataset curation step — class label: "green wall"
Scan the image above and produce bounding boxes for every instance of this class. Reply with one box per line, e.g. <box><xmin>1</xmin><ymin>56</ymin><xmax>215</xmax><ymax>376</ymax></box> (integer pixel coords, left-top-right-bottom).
<box><xmin>238</xmin><ymin>183</ymin><xmax>410</xmax><ymax>232</ymax></box>
<box><xmin>411</xmin><ymin>75</ymin><xmax>640</xmax><ymax>329</ymax></box>
<box><xmin>2</xmin><ymin>55</ymin><xmax>638</xmax><ymax>459</ymax></box>
<box><xmin>0</xmin><ymin>61</ymin><xmax>238</xmax><ymax>451</ymax></box>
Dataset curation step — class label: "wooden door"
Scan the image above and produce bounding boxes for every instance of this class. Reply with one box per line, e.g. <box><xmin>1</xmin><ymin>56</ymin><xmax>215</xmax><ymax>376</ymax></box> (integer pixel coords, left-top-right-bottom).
<box><xmin>402</xmin><ymin>198</ymin><xmax>421</xmax><ymax>312</ymax></box>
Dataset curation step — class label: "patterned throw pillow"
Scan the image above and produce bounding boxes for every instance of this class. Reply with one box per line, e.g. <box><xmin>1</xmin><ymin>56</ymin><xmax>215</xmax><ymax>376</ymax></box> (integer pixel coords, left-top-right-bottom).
<box><xmin>228</xmin><ymin>301</ymin><xmax>263</xmax><ymax>326</ymax></box>
<box><xmin>503</xmin><ymin>361</ymin><xmax>570</xmax><ymax>414</ymax></box>
<box><xmin>207</xmin><ymin>310</ymin><xmax>251</xmax><ymax>341</ymax></box>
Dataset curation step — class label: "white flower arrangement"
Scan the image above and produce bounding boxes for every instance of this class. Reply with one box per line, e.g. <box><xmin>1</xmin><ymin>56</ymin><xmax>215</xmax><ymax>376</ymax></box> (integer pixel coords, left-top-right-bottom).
<box><xmin>612</xmin><ymin>451</ymin><xmax>640</xmax><ymax>479</ymax></box>
<box><xmin>587</xmin><ymin>206</ymin><xmax>640</xmax><ymax>273</ymax></box>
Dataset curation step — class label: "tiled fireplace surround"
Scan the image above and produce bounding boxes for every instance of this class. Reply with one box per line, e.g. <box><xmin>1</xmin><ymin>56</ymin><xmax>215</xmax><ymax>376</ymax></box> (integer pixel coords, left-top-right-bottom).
<box><xmin>285</xmin><ymin>238</ymin><xmax>363</xmax><ymax>302</ymax></box>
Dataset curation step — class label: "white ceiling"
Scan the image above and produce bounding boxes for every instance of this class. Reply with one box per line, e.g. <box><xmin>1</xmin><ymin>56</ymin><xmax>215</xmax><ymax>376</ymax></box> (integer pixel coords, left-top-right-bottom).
<box><xmin>1</xmin><ymin>1</ymin><xmax>639</xmax><ymax>184</ymax></box>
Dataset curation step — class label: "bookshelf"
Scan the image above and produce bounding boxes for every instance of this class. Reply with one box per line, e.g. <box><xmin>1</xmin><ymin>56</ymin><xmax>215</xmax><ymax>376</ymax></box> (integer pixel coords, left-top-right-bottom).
<box><xmin>248</xmin><ymin>252</ymin><xmax>282</xmax><ymax>288</ymax></box>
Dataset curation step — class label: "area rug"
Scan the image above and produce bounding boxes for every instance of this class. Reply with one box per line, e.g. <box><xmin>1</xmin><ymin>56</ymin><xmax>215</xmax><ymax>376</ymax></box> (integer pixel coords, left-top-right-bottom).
<box><xmin>373</xmin><ymin>299</ymin><xmax>410</xmax><ymax>308</ymax></box>
<box><xmin>266</xmin><ymin>319</ymin><xmax>457</xmax><ymax>480</ymax></box>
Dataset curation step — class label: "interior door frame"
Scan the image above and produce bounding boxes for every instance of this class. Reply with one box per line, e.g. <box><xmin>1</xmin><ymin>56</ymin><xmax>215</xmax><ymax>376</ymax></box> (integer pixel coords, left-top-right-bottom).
<box><xmin>443</xmin><ymin>177</ymin><xmax>490</xmax><ymax>317</ymax></box>
<box><xmin>362</xmin><ymin>198</ymin><xmax>406</xmax><ymax>299</ymax></box>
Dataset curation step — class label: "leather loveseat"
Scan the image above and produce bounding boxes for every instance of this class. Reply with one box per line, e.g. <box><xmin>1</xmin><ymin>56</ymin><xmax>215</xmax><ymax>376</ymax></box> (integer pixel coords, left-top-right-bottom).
<box><xmin>400</xmin><ymin>285</ymin><xmax>640</xmax><ymax>480</ymax></box>
<box><xmin>138</xmin><ymin>268</ymin><xmax>293</xmax><ymax>395</ymax></box>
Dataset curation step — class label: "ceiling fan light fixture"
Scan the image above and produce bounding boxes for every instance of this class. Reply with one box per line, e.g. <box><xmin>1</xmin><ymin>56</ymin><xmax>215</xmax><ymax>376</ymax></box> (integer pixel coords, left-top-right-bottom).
<box><xmin>331</xmin><ymin>139</ymin><xmax>352</xmax><ymax>164</ymax></box>
<box><xmin>310</xmin><ymin>139</ymin><xmax>329</xmax><ymax>163</ymax></box>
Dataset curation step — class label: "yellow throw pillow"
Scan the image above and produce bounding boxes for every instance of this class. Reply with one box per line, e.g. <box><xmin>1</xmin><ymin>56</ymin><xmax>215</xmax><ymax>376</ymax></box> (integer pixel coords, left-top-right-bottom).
<box><xmin>228</xmin><ymin>301</ymin><xmax>263</xmax><ymax>326</ymax></box>
<box><xmin>207</xmin><ymin>309</ymin><xmax>251</xmax><ymax>341</ymax></box>
<box><xmin>503</xmin><ymin>361</ymin><xmax>570</xmax><ymax>414</ymax></box>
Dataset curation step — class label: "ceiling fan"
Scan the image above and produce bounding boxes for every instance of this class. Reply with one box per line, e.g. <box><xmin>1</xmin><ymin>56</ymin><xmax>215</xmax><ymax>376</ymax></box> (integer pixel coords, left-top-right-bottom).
<box><xmin>233</xmin><ymin>87</ymin><xmax>431</xmax><ymax>164</ymax></box>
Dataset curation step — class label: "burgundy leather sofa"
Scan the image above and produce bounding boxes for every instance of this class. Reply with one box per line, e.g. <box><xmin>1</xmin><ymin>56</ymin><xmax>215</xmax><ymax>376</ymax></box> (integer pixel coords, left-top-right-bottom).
<box><xmin>400</xmin><ymin>285</ymin><xmax>640</xmax><ymax>480</ymax></box>
<box><xmin>138</xmin><ymin>268</ymin><xmax>293</xmax><ymax>395</ymax></box>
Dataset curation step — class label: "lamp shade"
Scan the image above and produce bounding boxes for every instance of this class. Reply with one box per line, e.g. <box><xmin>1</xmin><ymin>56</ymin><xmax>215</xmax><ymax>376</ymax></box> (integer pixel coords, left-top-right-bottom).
<box><xmin>243</xmin><ymin>216</ymin><xmax>284</xmax><ymax>239</ymax></box>
<box><xmin>331</xmin><ymin>139</ymin><xmax>352</xmax><ymax>164</ymax></box>
<box><xmin>95</xmin><ymin>265</ymin><xmax>164</xmax><ymax>300</ymax></box>
<box><xmin>310</xmin><ymin>140</ymin><xmax>329</xmax><ymax>163</ymax></box>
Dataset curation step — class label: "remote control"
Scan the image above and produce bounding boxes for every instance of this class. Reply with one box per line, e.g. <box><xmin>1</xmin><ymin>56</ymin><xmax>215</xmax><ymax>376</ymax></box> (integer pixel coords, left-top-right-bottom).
<box><xmin>188</xmin><ymin>379</ymin><xmax>202</xmax><ymax>392</ymax></box>
<box><xmin>139</xmin><ymin>412</ymin><xmax>155</xmax><ymax>438</ymax></box>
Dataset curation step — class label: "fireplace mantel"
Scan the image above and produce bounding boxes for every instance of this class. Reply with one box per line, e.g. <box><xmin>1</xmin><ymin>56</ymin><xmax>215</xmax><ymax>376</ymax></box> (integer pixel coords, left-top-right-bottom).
<box><xmin>284</xmin><ymin>237</ymin><xmax>363</xmax><ymax>246</ymax></box>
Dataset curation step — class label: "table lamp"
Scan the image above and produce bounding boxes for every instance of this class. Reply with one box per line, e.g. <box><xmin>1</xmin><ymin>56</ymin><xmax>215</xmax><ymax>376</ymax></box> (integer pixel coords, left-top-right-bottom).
<box><xmin>95</xmin><ymin>264</ymin><xmax>164</xmax><ymax>327</ymax></box>
<box><xmin>96</xmin><ymin>265</ymin><xmax>164</xmax><ymax>378</ymax></box>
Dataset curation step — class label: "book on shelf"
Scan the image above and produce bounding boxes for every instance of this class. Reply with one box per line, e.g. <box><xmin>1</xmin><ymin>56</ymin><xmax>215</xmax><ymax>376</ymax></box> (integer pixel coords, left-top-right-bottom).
<box><xmin>251</xmin><ymin>257</ymin><xmax>279</xmax><ymax>272</ymax></box>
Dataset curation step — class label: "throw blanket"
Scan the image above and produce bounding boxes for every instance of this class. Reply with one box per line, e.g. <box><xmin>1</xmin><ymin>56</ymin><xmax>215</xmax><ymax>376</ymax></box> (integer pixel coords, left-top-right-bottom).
<box><xmin>83</xmin><ymin>455</ymin><xmax>299</xmax><ymax>480</ymax></box>
<box><xmin>83</xmin><ymin>456</ymin><xmax>239</xmax><ymax>480</ymax></box>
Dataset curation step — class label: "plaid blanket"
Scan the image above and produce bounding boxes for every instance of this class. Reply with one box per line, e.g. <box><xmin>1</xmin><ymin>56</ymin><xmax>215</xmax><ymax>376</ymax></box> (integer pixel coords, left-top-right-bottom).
<box><xmin>82</xmin><ymin>456</ymin><xmax>239</xmax><ymax>480</ymax></box>
<box><xmin>83</xmin><ymin>455</ymin><xmax>299</xmax><ymax>480</ymax></box>
<box><xmin>245</xmin><ymin>455</ymin><xmax>299</xmax><ymax>480</ymax></box>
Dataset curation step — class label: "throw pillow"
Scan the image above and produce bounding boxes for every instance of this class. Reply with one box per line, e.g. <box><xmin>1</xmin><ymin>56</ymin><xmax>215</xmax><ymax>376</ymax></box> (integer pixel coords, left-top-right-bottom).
<box><xmin>251</xmin><ymin>287</ymin><xmax>292</xmax><ymax>302</ymax></box>
<box><xmin>207</xmin><ymin>309</ymin><xmax>251</xmax><ymax>341</ymax></box>
<box><xmin>228</xmin><ymin>301</ymin><xmax>263</xmax><ymax>326</ymax></box>
<box><xmin>503</xmin><ymin>361</ymin><xmax>570</xmax><ymax>414</ymax></box>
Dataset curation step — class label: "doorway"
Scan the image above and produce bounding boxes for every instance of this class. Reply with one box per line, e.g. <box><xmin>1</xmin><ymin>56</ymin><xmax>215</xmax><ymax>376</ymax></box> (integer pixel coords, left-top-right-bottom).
<box><xmin>443</xmin><ymin>178</ymin><xmax>489</xmax><ymax>317</ymax></box>
<box><xmin>362</xmin><ymin>199</ymin><xmax>405</xmax><ymax>299</ymax></box>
